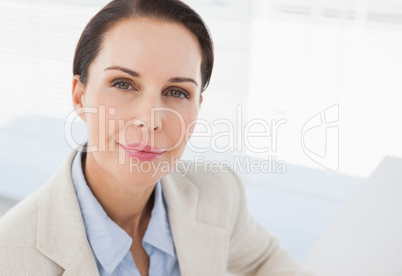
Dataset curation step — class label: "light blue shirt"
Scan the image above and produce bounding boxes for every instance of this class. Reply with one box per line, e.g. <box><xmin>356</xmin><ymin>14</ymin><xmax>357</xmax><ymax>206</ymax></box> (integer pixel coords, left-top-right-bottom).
<box><xmin>71</xmin><ymin>146</ymin><xmax>181</xmax><ymax>276</ymax></box>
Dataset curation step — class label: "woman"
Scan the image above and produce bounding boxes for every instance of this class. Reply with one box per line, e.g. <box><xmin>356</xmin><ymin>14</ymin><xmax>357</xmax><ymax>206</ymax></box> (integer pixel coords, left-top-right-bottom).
<box><xmin>0</xmin><ymin>0</ymin><xmax>311</xmax><ymax>275</ymax></box>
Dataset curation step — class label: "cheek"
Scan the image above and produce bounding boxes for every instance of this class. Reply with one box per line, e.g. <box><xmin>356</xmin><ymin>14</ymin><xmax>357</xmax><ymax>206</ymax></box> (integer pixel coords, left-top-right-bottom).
<box><xmin>184</xmin><ymin>105</ymin><xmax>200</xmax><ymax>132</ymax></box>
<box><xmin>185</xmin><ymin>117</ymin><xmax>197</xmax><ymax>134</ymax></box>
<box><xmin>84</xmin><ymin>93</ymin><xmax>119</xmax><ymax>144</ymax></box>
<box><xmin>85</xmin><ymin>111</ymin><xmax>100</xmax><ymax>143</ymax></box>
<box><xmin>166</xmin><ymin>107</ymin><xmax>199</xmax><ymax>146</ymax></box>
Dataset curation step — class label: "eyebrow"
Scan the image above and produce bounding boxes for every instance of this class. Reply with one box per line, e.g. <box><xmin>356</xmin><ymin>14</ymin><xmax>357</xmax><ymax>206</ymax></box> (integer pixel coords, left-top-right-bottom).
<box><xmin>104</xmin><ymin>66</ymin><xmax>198</xmax><ymax>87</ymax></box>
<box><xmin>168</xmin><ymin>77</ymin><xmax>198</xmax><ymax>87</ymax></box>
<box><xmin>105</xmin><ymin>66</ymin><xmax>140</xmax><ymax>78</ymax></box>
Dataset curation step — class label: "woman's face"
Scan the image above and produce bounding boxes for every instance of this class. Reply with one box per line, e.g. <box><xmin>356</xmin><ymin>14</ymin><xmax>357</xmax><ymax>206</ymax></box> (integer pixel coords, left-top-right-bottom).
<box><xmin>72</xmin><ymin>17</ymin><xmax>203</xmax><ymax>186</ymax></box>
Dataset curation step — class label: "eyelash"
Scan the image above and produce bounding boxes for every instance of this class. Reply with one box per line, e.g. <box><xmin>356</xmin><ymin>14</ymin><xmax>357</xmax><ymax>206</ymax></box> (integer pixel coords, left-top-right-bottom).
<box><xmin>165</xmin><ymin>89</ymin><xmax>190</xmax><ymax>99</ymax></box>
<box><xmin>111</xmin><ymin>80</ymin><xmax>135</xmax><ymax>90</ymax></box>
<box><xmin>111</xmin><ymin>80</ymin><xmax>190</xmax><ymax>99</ymax></box>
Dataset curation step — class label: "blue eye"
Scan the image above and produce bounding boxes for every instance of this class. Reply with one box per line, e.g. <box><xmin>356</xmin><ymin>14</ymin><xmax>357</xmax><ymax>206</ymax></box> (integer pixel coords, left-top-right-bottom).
<box><xmin>168</xmin><ymin>89</ymin><xmax>190</xmax><ymax>99</ymax></box>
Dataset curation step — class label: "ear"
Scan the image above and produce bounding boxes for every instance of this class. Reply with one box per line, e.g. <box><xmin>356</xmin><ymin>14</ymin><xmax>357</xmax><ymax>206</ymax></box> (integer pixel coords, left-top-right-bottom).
<box><xmin>72</xmin><ymin>75</ymin><xmax>87</xmax><ymax>122</ymax></box>
<box><xmin>199</xmin><ymin>93</ymin><xmax>203</xmax><ymax>106</ymax></box>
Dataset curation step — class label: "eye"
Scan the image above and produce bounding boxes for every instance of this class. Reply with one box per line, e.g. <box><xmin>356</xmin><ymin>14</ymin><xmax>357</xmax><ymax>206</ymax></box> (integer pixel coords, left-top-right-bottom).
<box><xmin>167</xmin><ymin>88</ymin><xmax>190</xmax><ymax>99</ymax></box>
<box><xmin>111</xmin><ymin>80</ymin><xmax>133</xmax><ymax>90</ymax></box>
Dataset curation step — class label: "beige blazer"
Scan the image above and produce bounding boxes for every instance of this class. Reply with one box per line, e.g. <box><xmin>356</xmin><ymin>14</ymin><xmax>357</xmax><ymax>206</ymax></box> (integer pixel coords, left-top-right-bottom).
<box><xmin>0</xmin><ymin>148</ymin><xmax>311</xmax><ymax>276</ymax></box>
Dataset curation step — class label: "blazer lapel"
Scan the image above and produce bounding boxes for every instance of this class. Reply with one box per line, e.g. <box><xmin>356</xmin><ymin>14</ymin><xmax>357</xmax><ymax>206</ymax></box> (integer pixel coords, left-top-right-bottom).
<box><xmin>36</xmin><ymin>148</ymin><xmax>226</xmax><ymax>275</ymax></box>
<box><xmin>36</xmin><ymin>149</ymin><xmax>99</xmax><ymax>275</ymax></box>
<box><xmin>161</xmin><ymin>167</ymin><xmax>227</xmax><ymax>276</ymax></box>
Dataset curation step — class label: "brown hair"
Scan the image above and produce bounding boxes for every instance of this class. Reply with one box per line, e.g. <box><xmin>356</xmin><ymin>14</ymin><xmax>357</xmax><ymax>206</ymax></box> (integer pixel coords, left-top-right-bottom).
<box><xmin>73</xmin><ymin>0</ymin><xmax>214</xmax><ymax>92</ymax></box>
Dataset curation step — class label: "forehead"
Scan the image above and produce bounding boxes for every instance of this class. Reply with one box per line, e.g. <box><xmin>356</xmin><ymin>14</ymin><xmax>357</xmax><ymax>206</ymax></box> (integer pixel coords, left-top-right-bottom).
<box><xmin>95</xmin><ymin>17</ymin><xmax>202</xmax><ymax>81</ymax></box>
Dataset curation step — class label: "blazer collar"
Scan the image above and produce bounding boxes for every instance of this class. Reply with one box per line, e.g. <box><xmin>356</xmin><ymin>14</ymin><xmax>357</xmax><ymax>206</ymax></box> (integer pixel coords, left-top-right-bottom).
<box><xmin>161</xmin><ymin>163</ymin><xmax>227</xmax><ymax>276</ymax></box>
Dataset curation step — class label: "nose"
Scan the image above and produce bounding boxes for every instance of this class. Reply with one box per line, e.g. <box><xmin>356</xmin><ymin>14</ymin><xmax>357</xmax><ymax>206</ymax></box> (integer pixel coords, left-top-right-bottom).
<box><xmin>132</xmin><ymin>95</ymin><xmax>163</xmax><ymax>134</ymax></box>
<box><xmin>135</xmin><ymin>121</ymin><xmax>160</xmax><ymax>132</ymax></box>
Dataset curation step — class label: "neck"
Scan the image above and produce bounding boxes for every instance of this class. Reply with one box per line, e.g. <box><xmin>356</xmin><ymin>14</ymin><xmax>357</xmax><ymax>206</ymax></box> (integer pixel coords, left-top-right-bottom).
<box><xmin>83</xmin><ymin>151</ymin><xmax>155</xmax><ymax>236</ymax></box>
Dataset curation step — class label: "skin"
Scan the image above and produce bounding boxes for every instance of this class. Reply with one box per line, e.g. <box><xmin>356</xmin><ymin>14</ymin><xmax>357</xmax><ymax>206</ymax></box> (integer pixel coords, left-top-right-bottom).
<box><xmin>72</xmin><ymin>17</ymin><xmax>203</xmax><ymax>276</ymax></box>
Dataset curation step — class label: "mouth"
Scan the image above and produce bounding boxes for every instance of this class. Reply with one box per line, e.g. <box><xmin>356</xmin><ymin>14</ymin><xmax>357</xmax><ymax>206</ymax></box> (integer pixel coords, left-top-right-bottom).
<box><xmin>119</xmin><ymin>143</ymin><xmax>165</xmax><ymax>162</ymax></box>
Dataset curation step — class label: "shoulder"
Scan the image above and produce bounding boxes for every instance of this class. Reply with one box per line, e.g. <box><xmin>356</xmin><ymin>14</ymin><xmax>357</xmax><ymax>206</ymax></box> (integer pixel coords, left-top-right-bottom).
<box><xmin>0</xmin><ymin>187</ymin><xmax>62</xmax><ymax>274</ymax></box>
<box><xmin>0</xmin><ymin>188</ymin><xmax>41</xmax><ymax>234</ymax></box>
<box><xmin>0</xmin><ymin>148</ymin><xmax>78</xmax><ymax>274</ymax></box>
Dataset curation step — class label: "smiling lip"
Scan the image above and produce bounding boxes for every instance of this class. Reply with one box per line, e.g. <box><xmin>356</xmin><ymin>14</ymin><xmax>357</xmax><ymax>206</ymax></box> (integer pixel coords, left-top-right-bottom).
<box><xmin>119</xmin><ymin>143</ymin><xmax>164</xmax><ymax>161</ymax></box>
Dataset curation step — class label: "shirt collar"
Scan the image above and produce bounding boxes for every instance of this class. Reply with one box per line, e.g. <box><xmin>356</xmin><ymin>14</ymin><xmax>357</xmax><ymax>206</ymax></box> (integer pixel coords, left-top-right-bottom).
<box><xmin>143</xmin><ymin>178</ymin><xmax>176</xmax><ymax>257</ymax></box>
<box><xmin>71</xmin><ymin>146</ymin><xmax>132</xmax><ymax>274</ymax></box>
<box><xmin>71</xmin><ymin>144</ymin><xmax>176</xmax><ymax>273</ymax></box>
